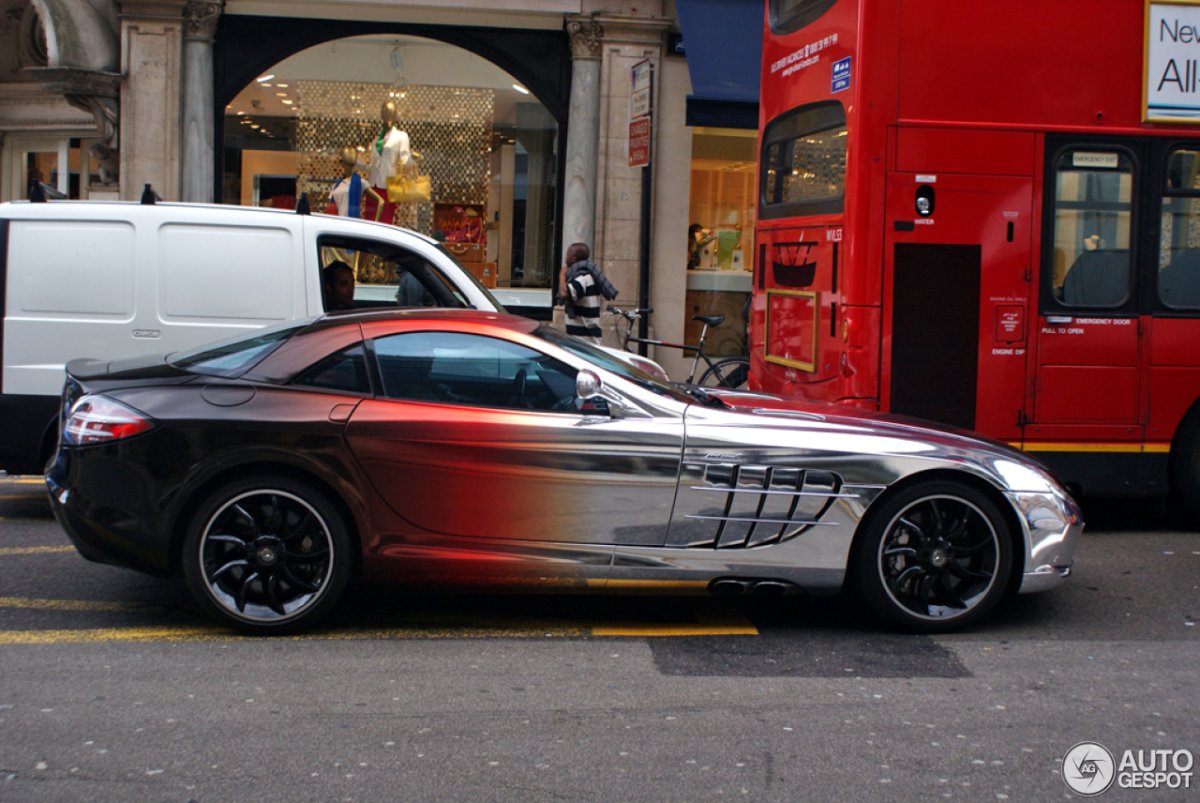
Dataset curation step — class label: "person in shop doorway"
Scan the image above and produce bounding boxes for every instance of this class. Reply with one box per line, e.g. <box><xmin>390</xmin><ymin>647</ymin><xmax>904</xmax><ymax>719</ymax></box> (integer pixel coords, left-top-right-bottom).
<box><xmin>322</xmin><ymin>261</ymin><xmax>356</xmax><ymax>311</ymax></box>
<box><xmin>558</xmin><ymin>242</ymin><xmax>618</xmax><ymax>344</ymax></box>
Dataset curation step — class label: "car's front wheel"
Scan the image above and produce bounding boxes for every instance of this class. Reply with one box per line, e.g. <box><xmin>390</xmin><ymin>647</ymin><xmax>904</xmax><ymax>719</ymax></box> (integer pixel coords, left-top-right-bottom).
<box><xmin>853</xmin><ymin>480</ymin><xmax>1013</xmax><ymax>632</ymax></box>
<box><xmin>182</xmin><ymin>476</ymin><xmax>352</xmax><ymax>634</ymax></box>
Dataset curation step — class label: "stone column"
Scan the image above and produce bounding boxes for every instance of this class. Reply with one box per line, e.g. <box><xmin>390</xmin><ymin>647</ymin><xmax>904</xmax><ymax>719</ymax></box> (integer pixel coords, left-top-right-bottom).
<box><xmin>182</xmin><ymin>1</ymin><xmax>222</xmax><ymax>202</ymax></box>
<box><xmin>116</xmin><ymin>0</ymin><xmax>187</xmax><ymax>201</ymax></box>
<box><xmin>561</xmin><ymin>16</ymin><xmax>603</xmax><ymax>268</ymax></box>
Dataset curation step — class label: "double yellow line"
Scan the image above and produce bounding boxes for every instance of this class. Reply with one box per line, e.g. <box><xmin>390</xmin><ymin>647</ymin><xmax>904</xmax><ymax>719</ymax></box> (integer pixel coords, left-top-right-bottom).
<box><xmin>0</xmin><ymin>594</ymin><xmax>757</xmax><ymax>644</ymax></box>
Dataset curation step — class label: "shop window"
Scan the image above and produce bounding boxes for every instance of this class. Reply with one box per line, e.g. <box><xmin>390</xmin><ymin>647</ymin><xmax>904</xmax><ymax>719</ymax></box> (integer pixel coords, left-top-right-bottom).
<box><xmin>222</xmin><ymin>35</ymin><xmax>558</xmax><ymax>294</ymax></box>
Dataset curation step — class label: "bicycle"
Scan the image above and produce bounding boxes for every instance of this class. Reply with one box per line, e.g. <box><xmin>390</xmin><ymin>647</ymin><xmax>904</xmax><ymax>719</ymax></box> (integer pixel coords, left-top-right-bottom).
<box><xmin>607</xmin><ymin>306</ymin><xmax>750</xmax><ymax>390</ymax></box>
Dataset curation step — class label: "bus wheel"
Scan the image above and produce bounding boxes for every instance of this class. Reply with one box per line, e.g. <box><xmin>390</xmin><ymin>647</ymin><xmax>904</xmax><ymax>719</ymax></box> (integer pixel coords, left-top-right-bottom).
<box><xmin>1170</xmin><ymin>413</ymin><xmax>1200</xmax><ymax>524</ymax></box>
<box><xmin>853</xmin><ymin>480</ymin><xmax>1013</xmax><ymax>633</ymax></box>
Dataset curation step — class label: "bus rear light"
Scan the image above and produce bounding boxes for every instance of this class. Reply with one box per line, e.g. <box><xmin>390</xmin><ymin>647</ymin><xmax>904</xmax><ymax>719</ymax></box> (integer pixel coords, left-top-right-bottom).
<box><xmin>64</xmin><ymin>395</ymin><xmax>153</xmax><ymax>445</ymax></box>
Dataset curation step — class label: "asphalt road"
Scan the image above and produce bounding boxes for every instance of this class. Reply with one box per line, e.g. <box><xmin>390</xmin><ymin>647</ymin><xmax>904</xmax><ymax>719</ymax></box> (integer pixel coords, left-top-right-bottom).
<box><xmin>1</xmin><ymin>477</ymin><xmax>1197</xmax><ymax>801</ymax></box>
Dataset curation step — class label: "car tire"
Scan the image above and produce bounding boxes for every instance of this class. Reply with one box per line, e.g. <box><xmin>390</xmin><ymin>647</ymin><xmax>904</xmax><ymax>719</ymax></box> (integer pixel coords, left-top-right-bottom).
<box><xmin>852</xmin><ymin>480</ymin><xmax>1013</xmax><ymax>633</ymax></box>
<box><xmin>181</xmin><ymin>475</ymin><xmax>352</xmax><ymax>634</ymax></box>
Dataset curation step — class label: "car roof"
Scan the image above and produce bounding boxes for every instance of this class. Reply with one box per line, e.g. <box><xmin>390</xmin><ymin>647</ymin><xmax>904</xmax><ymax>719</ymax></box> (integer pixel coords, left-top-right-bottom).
<box><xmin>316</xmin><ymin>306</ymin><xmax>540</xmax><ymax>333</ymax></box>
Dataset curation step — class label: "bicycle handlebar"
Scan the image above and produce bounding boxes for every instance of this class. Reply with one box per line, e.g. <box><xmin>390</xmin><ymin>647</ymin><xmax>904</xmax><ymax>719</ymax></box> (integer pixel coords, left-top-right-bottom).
<box><xmin>607</xmin><ymin>305</ymin><xmax>654</xmax><ymax>321</ymax></box>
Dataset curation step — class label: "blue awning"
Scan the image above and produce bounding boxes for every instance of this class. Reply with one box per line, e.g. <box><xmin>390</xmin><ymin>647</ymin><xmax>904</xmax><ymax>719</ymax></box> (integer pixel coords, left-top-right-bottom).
<box><xmin>675</xmin><ymin>0</ymin><xmax>762</xmax><ymax>129</ymax></box>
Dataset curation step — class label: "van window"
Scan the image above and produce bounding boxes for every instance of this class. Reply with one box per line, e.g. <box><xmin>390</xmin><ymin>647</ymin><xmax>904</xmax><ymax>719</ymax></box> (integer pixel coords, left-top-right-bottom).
<box><xmin>159</xmin><ymin>224</ymin><xmax>294</xmax><ymax>321</ymax></box>
<box><xmin>318</xmin><ymin>237</ymin><xmax>473</xmax><ymax>311</ymax></box>
<box><xmin>12</xmin><ymin>221</ymin><xmax>135</xmax><ymax>315</ymax></box>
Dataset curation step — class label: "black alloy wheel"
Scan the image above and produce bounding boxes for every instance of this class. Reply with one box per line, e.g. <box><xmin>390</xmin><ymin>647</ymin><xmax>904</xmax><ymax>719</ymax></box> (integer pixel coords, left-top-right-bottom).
<box><xmin>854</xmin><ymin>480</ymin><xmax>1013</xmax><ymax>632</ymax></box>
<box><xmin>182</xmin><ymin>476</ymin><xmax>352</xmax><ymax>634</ymax></box>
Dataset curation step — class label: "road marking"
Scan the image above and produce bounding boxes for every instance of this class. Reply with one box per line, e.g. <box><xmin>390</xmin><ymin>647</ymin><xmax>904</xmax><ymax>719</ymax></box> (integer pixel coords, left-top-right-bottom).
<box><xmin>0</xmin><ymin>596</ymin><xmax>142</xmax><ymax>612</ymax></box>
<box><xmin>0</xmin><ymin>546</ymin><xmax>75</xmax><ymax>557</ymax></box>
<box><xmin>0</xmin><ymin>597</ymin><xmax>758</xmax><ymax>642</ymax></box>
<box><xmin>0</xmin><ymin>493</ymin><xmax>47</xmax><ymax>500</ymax></box>
<box><xmin>0</xmin><ymin>620</ymin><xmax>757</xmax><ymax>644</ymax></box>
<box><xmin>592</xmin><ymin>622</ymin><xmax>757</xmax><ymax>636</ymax></box>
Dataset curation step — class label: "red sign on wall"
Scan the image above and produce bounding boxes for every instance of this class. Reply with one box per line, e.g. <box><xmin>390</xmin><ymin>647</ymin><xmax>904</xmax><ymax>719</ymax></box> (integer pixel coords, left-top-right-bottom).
<box><xmin>629</xmin><ymin>116</ymin><xmax>651</xmax><ymax>168</ymax></box>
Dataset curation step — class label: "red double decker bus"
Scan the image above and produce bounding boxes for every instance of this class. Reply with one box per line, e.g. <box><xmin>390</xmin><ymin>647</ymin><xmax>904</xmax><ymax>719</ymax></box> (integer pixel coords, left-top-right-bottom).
<box><xmin>752</xmin><ymin>0</ymin><xmax>1200</xmax><ymax>510</ymax></box>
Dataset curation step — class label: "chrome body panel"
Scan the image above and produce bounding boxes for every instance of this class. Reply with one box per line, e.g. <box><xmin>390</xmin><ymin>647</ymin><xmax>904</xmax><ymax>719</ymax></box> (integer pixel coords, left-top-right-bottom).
<box><xmin>1010</xmin><ymin>490</ymin><xmax>1084</xmax><ymax>593</ymax></box>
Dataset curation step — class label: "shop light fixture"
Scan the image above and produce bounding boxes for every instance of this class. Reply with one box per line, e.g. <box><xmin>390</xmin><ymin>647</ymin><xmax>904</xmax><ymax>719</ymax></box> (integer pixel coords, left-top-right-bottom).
<box><xmin>281</xmin><ymin>99</ymin><xmax>294</xmax><ymax>106</ymax></box>
<box><xmin>256</xmin><ymin>74</ymin><xmax>275</xmax><ymax>83</ymax></box>
<box><xmin>512</xmin><ymin>84</ymin><xmax>530</xmax><ymax>95</ymax></box>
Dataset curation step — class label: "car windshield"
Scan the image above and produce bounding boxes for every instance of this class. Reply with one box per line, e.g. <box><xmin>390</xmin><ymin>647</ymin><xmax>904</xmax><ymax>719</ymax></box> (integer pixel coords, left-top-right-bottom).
<box><xmin>169</xmin><ymin>319</ymin><xmax>314</xmax><ymax>378</ymax></box>
<box><xmin>533</xmin><ymin>326</ymin><xmax>694</xmax><ymax>403</ymax></box>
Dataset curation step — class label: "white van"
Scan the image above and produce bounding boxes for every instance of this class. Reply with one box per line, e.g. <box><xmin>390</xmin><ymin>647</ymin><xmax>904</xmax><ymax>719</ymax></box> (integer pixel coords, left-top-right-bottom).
<box><xmin>0</xmin><ymin>199</ymin><xmax>513</xmax><ymax>475</ymax></box>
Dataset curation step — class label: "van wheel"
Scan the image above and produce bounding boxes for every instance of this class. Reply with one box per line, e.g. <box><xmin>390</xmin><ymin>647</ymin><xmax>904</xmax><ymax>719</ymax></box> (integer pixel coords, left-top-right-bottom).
<box><xmin>182</xmin><ymin>476</ymin><xmax>351</xmax><ymax>634</ymax></box>
<box><xmin>853</xmin><ymin>480</ymin><xmax>1013</xmax><ymax>633</ymax></box>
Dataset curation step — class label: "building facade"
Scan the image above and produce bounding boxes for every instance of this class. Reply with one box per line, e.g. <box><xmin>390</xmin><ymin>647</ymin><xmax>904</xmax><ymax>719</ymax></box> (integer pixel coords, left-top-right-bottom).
<box><xmin>0</xmin><ymin>0</ymin><xmax>759</xmax><ymax>376</ymax></box>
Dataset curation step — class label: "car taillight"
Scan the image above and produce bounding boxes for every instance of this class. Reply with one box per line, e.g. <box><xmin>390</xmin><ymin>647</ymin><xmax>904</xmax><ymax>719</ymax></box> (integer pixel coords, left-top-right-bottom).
<box><xmin>63</xmin><ymin>395</ymin><xmax>153</xmax><ymax>445</ymax></box>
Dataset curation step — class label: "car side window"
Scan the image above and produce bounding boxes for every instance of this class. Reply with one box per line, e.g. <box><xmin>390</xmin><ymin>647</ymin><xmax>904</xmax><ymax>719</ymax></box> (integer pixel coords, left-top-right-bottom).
<box><xmin>373</xmin><ymin>332</ymin><xmax>579</xmax><ymax>411</ymax></box>
<box><xmin>292</xmin><ymin>344</ymin><xmax>372</xmax><ymax>394</ymax></box>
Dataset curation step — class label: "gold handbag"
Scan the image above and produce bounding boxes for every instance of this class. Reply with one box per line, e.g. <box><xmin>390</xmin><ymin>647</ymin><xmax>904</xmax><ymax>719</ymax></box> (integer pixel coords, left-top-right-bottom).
<box><xmin>386</xmin><ymin>174</ymin><xmax>431</xmax><ymax>203</ymax></box>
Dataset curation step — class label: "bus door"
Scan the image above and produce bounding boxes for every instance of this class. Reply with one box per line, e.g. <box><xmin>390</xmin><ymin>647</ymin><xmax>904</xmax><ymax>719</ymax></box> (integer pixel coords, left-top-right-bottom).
<box><xmin>883</xmin><ymin>166</ymin><xmax>1033</xmax><ymax>440</ymax></box>
<box><xmin>1027</xmin><ymin>140</ymin><xmax>1145</xmax><ymax>494</ymax></box>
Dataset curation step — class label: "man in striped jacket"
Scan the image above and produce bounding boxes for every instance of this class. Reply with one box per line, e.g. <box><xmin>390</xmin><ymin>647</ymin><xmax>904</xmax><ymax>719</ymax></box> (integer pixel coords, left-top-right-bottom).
<box><xmin>559</xmin><ymin>242</ymin><xmax>618</xmax><ymax>344</ymax></box>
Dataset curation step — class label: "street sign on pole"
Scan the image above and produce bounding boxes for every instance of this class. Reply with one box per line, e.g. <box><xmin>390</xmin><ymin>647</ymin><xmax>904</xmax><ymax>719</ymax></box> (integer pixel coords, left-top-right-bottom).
<box><xmin>628</xmin><ymin>116</ymin><xmax>651</xmax><ymax>168</ymax></box>
<box><xmin>631</xmin><ymin>59</ymin><xmax>652</xmax><ymax>118</ymax></box>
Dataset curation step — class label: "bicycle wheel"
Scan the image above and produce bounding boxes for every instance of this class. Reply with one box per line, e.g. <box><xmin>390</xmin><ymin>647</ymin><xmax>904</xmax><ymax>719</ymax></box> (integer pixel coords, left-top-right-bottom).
<box><xmin>698</xmin><ymin>357</ymin><xmax>750</xmax><ymax>390</ymax></box>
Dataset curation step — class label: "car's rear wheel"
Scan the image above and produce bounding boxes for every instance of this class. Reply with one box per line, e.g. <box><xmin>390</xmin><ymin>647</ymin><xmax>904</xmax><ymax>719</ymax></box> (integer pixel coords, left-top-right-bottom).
<box><xmin>182</xmin><ymin>476</ymin><xmax>351</xmax><ymax>634</ymax></box>
<box><xmin>854</xmin><ymin>480</ymin><xmax>1013</xmax><ymax>632</ymax></box>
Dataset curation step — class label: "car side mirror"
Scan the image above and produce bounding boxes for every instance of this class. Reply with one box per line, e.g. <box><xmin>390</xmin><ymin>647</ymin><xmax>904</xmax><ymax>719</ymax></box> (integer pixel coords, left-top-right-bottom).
<box><xmin>575</xmin><ymin>370</ymin><xmax>637</xmax><ymax>418</ymax></box>
<box><xmin>576</xmin><ymin>370</ymin><xmax>601</xmax><ymax>400</ymax></box>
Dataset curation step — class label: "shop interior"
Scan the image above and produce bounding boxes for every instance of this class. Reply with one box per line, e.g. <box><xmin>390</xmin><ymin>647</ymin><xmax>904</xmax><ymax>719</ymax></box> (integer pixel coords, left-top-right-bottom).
<box><xmin>223</xmin><ymin>34</ymin><xmax>558</xmax><ymax>295</ymax></box>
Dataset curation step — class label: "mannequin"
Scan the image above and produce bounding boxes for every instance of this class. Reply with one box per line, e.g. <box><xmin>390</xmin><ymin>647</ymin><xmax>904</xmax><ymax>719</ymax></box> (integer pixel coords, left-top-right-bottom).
<box><xmin>361</xmin><ymin>100</ymin><xmax>412</xmax><ymax>225</ymax></box>
<box><xmin>326</xmin><ymin>147</ymin><xmax>383</xmax><ymax>220</ymax></box>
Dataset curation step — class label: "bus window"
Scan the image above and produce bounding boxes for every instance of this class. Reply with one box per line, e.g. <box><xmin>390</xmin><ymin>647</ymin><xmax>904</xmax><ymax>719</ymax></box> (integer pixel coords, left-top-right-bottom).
<box><xmin>1159</xmin><ymin>147</ymin><xmax>1200</xmax><ymax>309</ymax></box>
<box><xmin>1050</xmin><ymin>149</ymin><xmax>1133</xmax><ymax>308</ymax></box>
<box><xmin>760</xmin><ymin>101</ymin><xmax>847</xmax><ymax>219</ymax></box>
<box><xmin>769</xmin><ymin>0</ymin><xmax>838</xmax><ymax>34</ymax></box>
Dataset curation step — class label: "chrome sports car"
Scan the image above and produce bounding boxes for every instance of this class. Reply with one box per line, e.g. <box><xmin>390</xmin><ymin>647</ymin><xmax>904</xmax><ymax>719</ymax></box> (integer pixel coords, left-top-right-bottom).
<box><xmin>46</xmin><ymin>309</ymin><xmax>1082</xmax><ymax>634</ymax></box>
